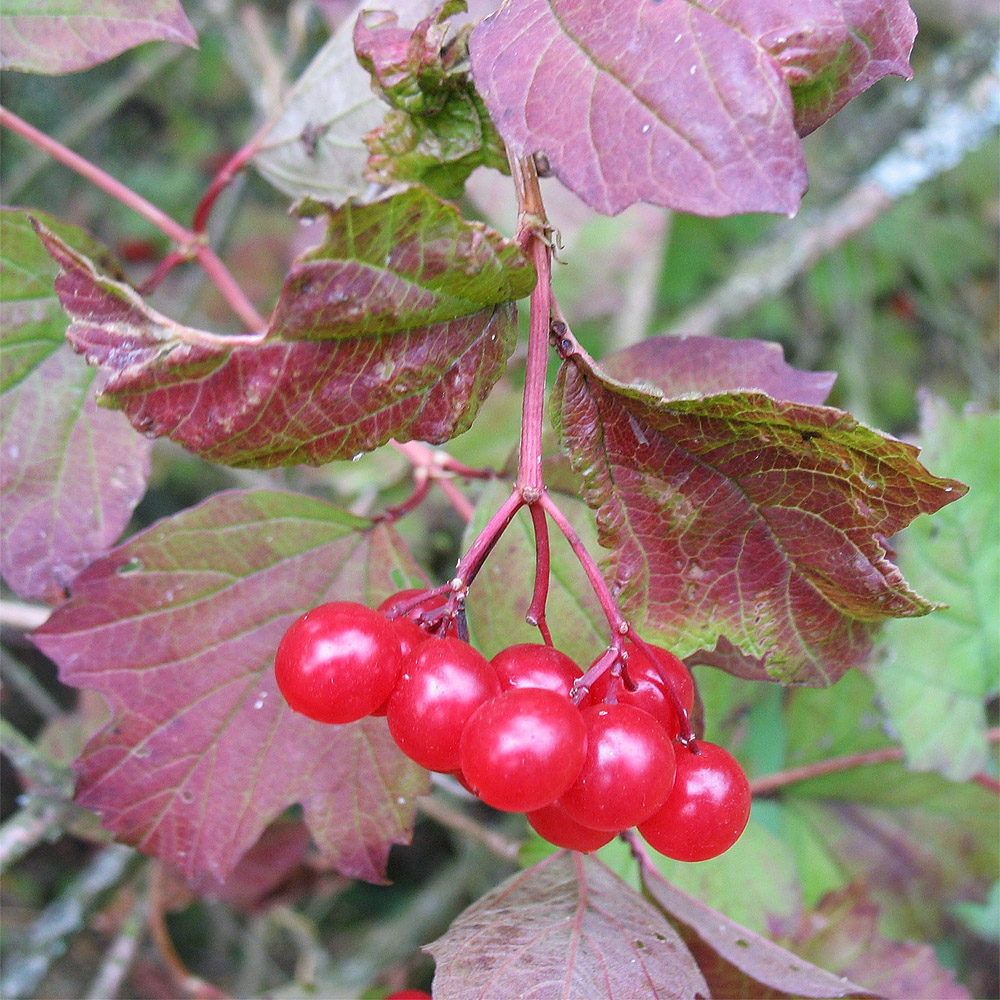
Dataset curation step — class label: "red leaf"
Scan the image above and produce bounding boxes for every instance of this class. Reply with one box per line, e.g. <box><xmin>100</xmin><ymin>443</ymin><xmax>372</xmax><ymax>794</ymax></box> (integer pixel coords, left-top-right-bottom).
<box><xmin>32</xmin><ymin>490</ymin><xmax>430</xmax><ymax>884</ymax></box>
<box><xmin>551</xmin><ymin>335</ymin><xmax>965</xmax><ymax>684</ymax></box>
<box><xmin>1</xmin><ymin>0</ymin><xmax>198</xmax><ymax>75</ymax></box>
<box><xmin>470</xmin><ymin>0</ymin><xmax>915</xmax><ymax>216</ymax></box>
<box><xmin>34</xmin><ymin>189</ymin><xmax>534</xmax><ymax>467</ymax></box>
<box><xmin>641</xmin><ymin>865</ymin><xmax>870</xmax><ymax>998</ymax></box>
<box><xmin>1</xmin><ymin>349</ymin><xmax>151</xmax><ymax>602</ymax></box>
<box><xmin>786</xmin><ymin>886</ymin><xmax>972</xmax><ymax>1000</ymax></box>
<box><xmin>426</xmin><ymin>851</ymin><xmax>710</xmax><ymax>999</ymax></box>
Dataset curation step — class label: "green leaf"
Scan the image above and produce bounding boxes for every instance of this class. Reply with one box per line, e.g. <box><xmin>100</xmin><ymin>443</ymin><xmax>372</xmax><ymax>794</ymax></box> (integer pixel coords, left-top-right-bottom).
<box><xmin>870</xmin><ymin>398</ymin><xmax>1000</xmax><ymax>780</ymax></box>
<box><xmin>0</xmin><ymin>208</ymin><xmax>121</xmax><ymax>392</ymax></box>
<box><xmin>354</xmin><ymin>2</ymin><xmax>508</xmax><ymax>199</ymax></box>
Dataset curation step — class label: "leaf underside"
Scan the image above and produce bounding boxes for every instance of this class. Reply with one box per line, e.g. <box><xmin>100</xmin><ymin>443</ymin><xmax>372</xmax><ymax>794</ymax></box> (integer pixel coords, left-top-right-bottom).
<box><xmin>34</xmin><ymin>188</ymin><xmax>535</xmax><ymax>468</ymax></box>
<box><xmin>0</xmin><ymin>0</ymin><xmax>198</xmax><ymax>75</ymax></box>
<box><xmin>427</xmin><ymin>851</ymin><xmax>710</xmax><ymax>1000</ymax></box>
<box><xmin>32</xmin><ymin>490</ymin><xmax>430</xmax><ymax>884</ymax></box>
<box><xmin>552</xmin><ymin>336</ymin><xmax>965</xmax><ymax>684</ymax></box>
<box><xmin>469</xmin><ymin>0</ymin><xmax>916</xmax><ymax>216</ymax></box>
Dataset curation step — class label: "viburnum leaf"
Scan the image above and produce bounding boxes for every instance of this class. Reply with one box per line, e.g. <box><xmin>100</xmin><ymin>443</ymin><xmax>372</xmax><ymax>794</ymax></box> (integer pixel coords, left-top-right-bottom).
<box><xmin>639</xmin><ymin>865</ymin><xmax>869</xmax><ymax>999</ymax></box>
<box><xmin>870</xmin><ymin>398</ymin><xmax>999</xmax><ymax>781</ymax></box>
<box><xmin>35</xmin><ymin>188</ymin><xmax>534</xmax><ymax>467</ymax></box>
<box><xmin>32</xmin><ymin>489</ymin><xmax>430</xmax><ymax>884</ymax></box>
<box><xmin>426</xmin><ymin>851</ymin><xmax>710</xmax><ymax>999</ymax></box>
<box><xmin>551</xmin><ymin>334</ymin><xmax>966</xmax><ymax>684</ymax></box>
<box><xmin>354</xmin><ymin>1</ymin><xmax>509</xmax><ymax>199</ymax></box>
<box><xmin>0</xmin><ymin>0</ymin><xmax>197</xmax><ymax>75</ymax></box>
<box><xmin>470</xmin><ymin>0</ymin><xmax>916</xmax><ymax>216</ymax></box>
<box><xmin>784</xmin><ymin>886</ymin><xmax>972</xmax><ymax>1000</ymax></box>
<box><xmin>0</xmin><ymin>209</ymin><xmax>125</xmax><ymax>392</ymax></box>
<box><xmin>253</xmin><ymin>0</ymin><xmax>434</xmax><ymax>203</ymax></box>
<box><xmin>1</xmin><ymin>211</ymin><xmax>150</xmax><ymax>603</ymax></box>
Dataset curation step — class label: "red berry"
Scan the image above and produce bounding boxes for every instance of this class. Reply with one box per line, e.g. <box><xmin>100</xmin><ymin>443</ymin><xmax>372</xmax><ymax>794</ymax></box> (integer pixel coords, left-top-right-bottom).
<box><xmin>490</xmin><ymin>643</ymin><xmax>582</xmax><ymax>698</ymax></box>
<box><xmin>459</xmin><ymin>688</ymin><xmax>587</xmax><ymax>812</ymax></box>
<box><xmin>639</xmin><ymin>741</ymin><xmax>751</xmax><ymax>862</ymax></box>
<box><xmin>386</xmin><ymin>637</ymin><xmax>500</xmax><ymax>772</ymax></box>
<box><xmin>585</xmin><ymin>642</ymin><xmax>694</xmax><ymax>738</ymax></box>
<box><xmin>558</xmin><ymin>703</ymin><xmax>676</xmax><ymax>831</ymax></box>
<box><xmin>274</xmin><ymin>602</ymin><xmax>402</xmax><ymax>724</ymax></box>
<box><xmin>384</xmin><ymin>990</ymin><xmax>432</xmax><ymax>999</ymax></box>
<box><xmin>526</xmin><ymin>801</ymin><xmax>616</xmax><ymax>853</ymax></box>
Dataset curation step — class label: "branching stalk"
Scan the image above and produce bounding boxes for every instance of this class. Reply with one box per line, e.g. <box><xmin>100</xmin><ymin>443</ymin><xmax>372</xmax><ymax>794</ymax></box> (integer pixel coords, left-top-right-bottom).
<box><xmin>0</xmin><ymin>105</ymin><xmax>267</xmax><ymax>334</ymax></box>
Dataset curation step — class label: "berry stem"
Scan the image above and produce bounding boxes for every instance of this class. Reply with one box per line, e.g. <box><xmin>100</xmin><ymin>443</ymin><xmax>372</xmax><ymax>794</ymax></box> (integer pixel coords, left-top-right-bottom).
<box><xmin>0</xmin><ymin>104</ymin><xmax>267</xmax><ymax>335</ymax></box>
<box><xmin>526</xmin><ymin>502</ymin><xmax>554</xmax><ymax>645</ymax></box>
<box><xmin>538</xmin><ymin>490</ymin><xmax>627</xmax><ymax>639</ymax></box>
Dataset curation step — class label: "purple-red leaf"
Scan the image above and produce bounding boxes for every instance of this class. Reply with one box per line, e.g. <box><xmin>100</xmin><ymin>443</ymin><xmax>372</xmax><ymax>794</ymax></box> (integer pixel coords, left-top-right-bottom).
<box><xmin>551</xmin><ymin>335</ymin><xmax>965</xmax><ymax>684</ymax></box>
<box><xmin>32</xmin><ymin>489</ymin><xmax>430</xmax><ymax>884</ymax></box>
<box><xmin>786</xmin><ymin>886</ymin><xmax>972</xmax><ymax>1000</ymax></box>
<box><xmin>34</xmin><ymin>189</ymin><xmax>534</xmax><ymax>467</ymax></box>
<box><xmin>470</xmin><ymin>0</ymin><xmax>916</xmax><ymax>216</ymax></box>
<box><xmin>641</xmin><ymin>864</ymin><xmax>869</xmax><ymax>998</ymax></box>
<box><xmin>0</xmin><ymin>0</ymin><xmax>198</xmax><ymax>75</ymax></box>
<box><xmin>426</xmin><ymin>851</ymin><xmax>710</xmax><ymax>999</ymax></box>
<box><xmin>1</xmin><ymin>210</ymin><xmax>150</xmax><ymax>603</ymax></box>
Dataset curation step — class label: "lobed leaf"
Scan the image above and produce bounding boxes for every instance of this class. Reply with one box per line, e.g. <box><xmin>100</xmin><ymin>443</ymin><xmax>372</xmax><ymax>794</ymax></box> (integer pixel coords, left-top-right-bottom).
<box><xmin>0</xmin><ymin>211</ymin><xmax>150</xmax><ymax>603</ymax></box>
<box><xmin>551</xmin><ymin>335</ymin><xmax>965</xmax><ymax>684</ymax></box>
<box><xmin>426</xmin><ymin>851</ymin><xmax>710</xmax><ymax>999</ymax></box>
<box><xmin>470</xmin><ymin>0</ymin><xmax>916</xmax><ymax>216</ymax></box>
<box><xmin>0</xmin><ymin>0</ymin><xmax>197</xmax><ymax>75</ymax></box>
<box><xmin>35</xmin><ymin>189</ymin><xmax>534</xmax><ymax>467</ymax></box>
<box><xmin>32</xmin><ymin>489</ymin><xmax>430</xmax><ymax>884</ymax></box>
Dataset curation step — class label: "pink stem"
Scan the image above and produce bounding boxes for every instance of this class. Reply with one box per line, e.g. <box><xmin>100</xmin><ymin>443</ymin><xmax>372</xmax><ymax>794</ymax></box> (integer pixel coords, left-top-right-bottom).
<box><xmin>538</xmin><ymin>490</ymin><xmax>627</xmax><ymax>639</ymax></box>
<box><xmin>192</xmin><ymin>121</ymin><xmax>271</xmax><ymax>235</ymax></box>
<box><xmin>526</xmin><ymin>503</ymin><xmax>554</xmax><ymax>645</ymax></box>
<box><xmin>0</xmin><ymin>104</ymin><xmax>267</xmax><ymax>334</ymax></box>
<box><xmin>516</xmin><ymin>235</ymin><xmax>552</xmax><ymax>497</ymax></box>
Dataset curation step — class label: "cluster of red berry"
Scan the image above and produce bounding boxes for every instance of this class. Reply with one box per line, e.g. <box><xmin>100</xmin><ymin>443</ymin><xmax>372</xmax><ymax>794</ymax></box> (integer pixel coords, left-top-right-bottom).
<box><xmin>273</xmin><ymin>593</ymin><xmax>751</xmax><ymax>862</ymax></box>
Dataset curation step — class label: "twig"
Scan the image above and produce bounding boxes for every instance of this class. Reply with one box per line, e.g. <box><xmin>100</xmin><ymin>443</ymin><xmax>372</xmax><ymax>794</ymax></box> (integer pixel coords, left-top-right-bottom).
<box><xmin>147</xmin><ymin>862</ymin><xmax>228</xmax><ymax>998</ymax></box>
<box><xmin>0</xmin><ymin>797</ymin><xmax>75</xmax><ymax>871</ymax></box>
<box><xmin>750</xmin><ymin>726</ymin><xmax>1000</xmax><ymax>796</ymax></box>
<box><xmin>656</xmin><ymin>42</ymin><xmax>999</xmax><ymax>342</ymax></box>
<box><xmin>0</xmin><ymin>599</ymin><xmax>50</xmax><ymax>631</ymax></box>
<box><xmin>417</xmin><ymin>794</ymin><xmax>522</xmax><ymax>862</ymax></box>
<box><xmin>85</xmin><ymin>886</ymin><xmax>149</xmax><ymax>1000</ymax></box>
<box><xmin>0</xmin><ymin>649</ymin><xmax>64</xmax><ymax>721</ymax></box>
<box><xmin>0</xmin><ymin>844</ymin><xmax>142</xmax><ymax>999</ymax></box>
<box><xmin>0</xmin><ymin>718</ymin><xmax>75</xmax><ymax>794</ymax></box>
<box><xmin>0</xmin><ymin>105</ymin><xmax>268</xmax><ymax>334</ymax></box>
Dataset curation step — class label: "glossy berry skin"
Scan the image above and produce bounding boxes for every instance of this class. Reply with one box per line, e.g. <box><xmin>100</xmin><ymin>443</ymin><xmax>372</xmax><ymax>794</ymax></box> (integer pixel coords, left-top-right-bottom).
<box><xmin>274</xmin><ymin>602</ymin><xmax>403</xmax><ymax>724</ymax></box>
<box><xmin>585</xmin><ymin>642</ymin><xmax>694</xmax><ymax>738</ymax></box>
<box><xmin>491</xmin><ymin>643</ymin><xmax>582</xmax><ymax>698</ymax></box>
<box><xmin>459</xmin><ymin>688</ymin><xmax>587</xmax><ymax>812</ymax></box>
<box><xmin>378</xmin><ymin>589</ymin><xmax>450</xmax><ymax>652</ymax></box>
<box><xmin>558</xmin><ymin>703</ymin><xmax>676</xmax><ymax>831</ymax></box>
<box><xmin>384</xmin><ymin>990</ymin><xmax>432</xmax><ymax>999</ymax></box>
<box><xmin>526</xmin><ymin>800</ymin><xmax>616</xmax><ymax>853</ymax></box>
<box><xmin>386</xmin><ymin>637</ymin><xmax>500</xmax><ymax>772</ymax></box>
<box><xmin>639</xmin><ymin>740</ymin><xmax>751</xmax><ymax>862</ymax></box>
